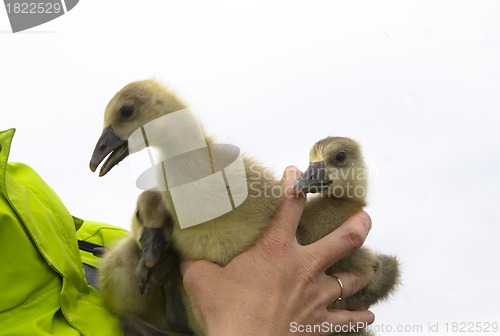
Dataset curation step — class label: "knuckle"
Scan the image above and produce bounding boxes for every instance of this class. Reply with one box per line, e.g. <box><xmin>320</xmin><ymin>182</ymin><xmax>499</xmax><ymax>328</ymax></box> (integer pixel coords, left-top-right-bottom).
<box><xmin>344</xmin><ymin>226</ymin><xmax>366</xmax><ymax>250</ymax></box>
<box><xmin>341</xmin><ymin>212</ymin><xmax>371</xmax><ymax>250</ymax></box>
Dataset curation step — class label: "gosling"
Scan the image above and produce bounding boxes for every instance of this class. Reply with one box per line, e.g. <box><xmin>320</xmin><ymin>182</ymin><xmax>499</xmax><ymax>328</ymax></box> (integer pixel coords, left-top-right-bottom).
<box><xmin>99</xmin><ymin>191</ymin><xmax>191</xmax><ymax>335</ymax></box>
<box><xmin>296</xmin><ymin>136</ymin><xmax>400</xmax><ymax>315</ymax></box>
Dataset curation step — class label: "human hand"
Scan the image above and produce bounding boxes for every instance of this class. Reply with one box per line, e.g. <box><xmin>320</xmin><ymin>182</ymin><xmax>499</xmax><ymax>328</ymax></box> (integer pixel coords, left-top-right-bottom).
<box><xmin>180</xmin><ymin>166</ymin><xmax>375</xmax><ymax>336</ymax></box>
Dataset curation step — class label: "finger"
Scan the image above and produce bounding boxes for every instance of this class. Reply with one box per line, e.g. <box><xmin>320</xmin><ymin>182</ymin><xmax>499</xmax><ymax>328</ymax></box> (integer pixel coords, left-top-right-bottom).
<box><xmin>324</xmin><ymin>309</ymin><xmax>375</xmax><ymax>333</ymax></box>
<box><xmin>263</xmin><ymin>166</ymin><xmax>306</xmax><ymax>239</ymax></box>
<box><xmin>304</xmin><ymin>211</ymin><xmax>372</xmax><ymax>271</ymax></box>
<box><xmin>315</xmin><ymin>270</ymin><xmax>372</xmax><ymax>307</ymax></box>
<box><xmin>329</xmin><ymin>272</ymin><xmax>372</xmax><ymax>302</ymax></box>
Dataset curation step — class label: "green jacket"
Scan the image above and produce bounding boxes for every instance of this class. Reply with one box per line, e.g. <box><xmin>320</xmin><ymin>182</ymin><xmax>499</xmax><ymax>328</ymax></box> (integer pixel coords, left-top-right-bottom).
<box><xmin>0</xmin><ymin>128</ymin><xmax>128</xmax><ymax>336</ymax></box>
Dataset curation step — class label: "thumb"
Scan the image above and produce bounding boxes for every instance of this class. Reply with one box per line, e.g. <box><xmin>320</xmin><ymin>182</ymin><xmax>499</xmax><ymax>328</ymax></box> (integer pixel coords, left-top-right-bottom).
<box><xmin>263</xmin><ymin>166</ymin><xmax>306</xmax><ymax>239</ymax></box>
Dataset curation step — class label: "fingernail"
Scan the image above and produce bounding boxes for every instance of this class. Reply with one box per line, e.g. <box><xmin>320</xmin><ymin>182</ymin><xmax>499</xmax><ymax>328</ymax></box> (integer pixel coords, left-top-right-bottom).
<box><xmin>362</xmin><ymin>211</ymin><xmax>372</xmax><ymax>232</ymax></box>
<box><xmin>367</xmin><ymin>311</ymin><xmax>375</xmax><ymax>324</ymax></box>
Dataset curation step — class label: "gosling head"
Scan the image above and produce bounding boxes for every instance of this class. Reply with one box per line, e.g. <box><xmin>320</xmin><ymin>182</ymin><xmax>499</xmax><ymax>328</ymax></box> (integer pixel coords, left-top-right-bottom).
<box><xmin>132</xmin><ymin>191</ymin><xmax>173</xmax><ymax>269</ymax></box>
<box><xmin>295</xmin><ymin>136</ymin><xmax>368</xmax><ymax>201</ymax></box>
<box><xmin>89</xmin><ymin>80</ymin><xmax>186</xmax><ymax>176</ymax></box>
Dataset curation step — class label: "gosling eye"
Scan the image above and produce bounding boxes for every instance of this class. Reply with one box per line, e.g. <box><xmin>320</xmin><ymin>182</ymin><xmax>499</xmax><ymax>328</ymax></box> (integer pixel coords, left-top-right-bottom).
<box><xmin>119</xmin><ymin>105</ymin><xmax>135</xmax><ymax>119</ymax></box>
<box><xmin>335</xmin><ymin>150</ymin><xmax>347</xmax><ymax>162</ymax></box>
<box><xmin>136</xmin><ymin>209</ymin><xmax>142</xmax><ymax>223</ymax></box>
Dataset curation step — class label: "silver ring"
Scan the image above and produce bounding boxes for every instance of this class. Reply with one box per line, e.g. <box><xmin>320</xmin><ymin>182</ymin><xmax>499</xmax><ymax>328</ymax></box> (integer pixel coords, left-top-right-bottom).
<box><xmin>332</xmin><ymin>274</ymin><xmax>343</xmax><ymax>303</ymax></box>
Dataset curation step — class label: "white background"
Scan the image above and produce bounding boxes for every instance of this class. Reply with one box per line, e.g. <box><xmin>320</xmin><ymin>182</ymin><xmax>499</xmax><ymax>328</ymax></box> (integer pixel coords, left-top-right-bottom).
<box><xmin>1</xmin><ymin>1</ymin><xmax>499</xmax><ymax>334</ymax></box>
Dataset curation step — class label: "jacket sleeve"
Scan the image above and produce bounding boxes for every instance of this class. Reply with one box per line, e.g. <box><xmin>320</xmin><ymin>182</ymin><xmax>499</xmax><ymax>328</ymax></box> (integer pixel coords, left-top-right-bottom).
<box><xmin>0</xmin><ymin>128</ymin><xmax>125</xmax><ymax>336</ymax></box>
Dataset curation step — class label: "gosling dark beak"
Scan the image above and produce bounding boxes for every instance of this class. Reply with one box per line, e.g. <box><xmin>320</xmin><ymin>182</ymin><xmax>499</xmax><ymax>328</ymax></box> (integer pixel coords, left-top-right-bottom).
<box><xmin>140</xmin><ymin>227</ymin><xmax>167</xmax><ymax>269</ymax></box>
<box><xmin>295</xmin><ymin>161</ymin><xmax>332</xmax><ymax>194</ymax></box>
<box><xmin>89</xmin><ymin>126</ymin><xmax>129</xmax><ymax>176</ymax></box>
<box><xmin>137</xmin><ymin>227</ymin><xmax>172</xmax><ymax>295</ymax></box>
